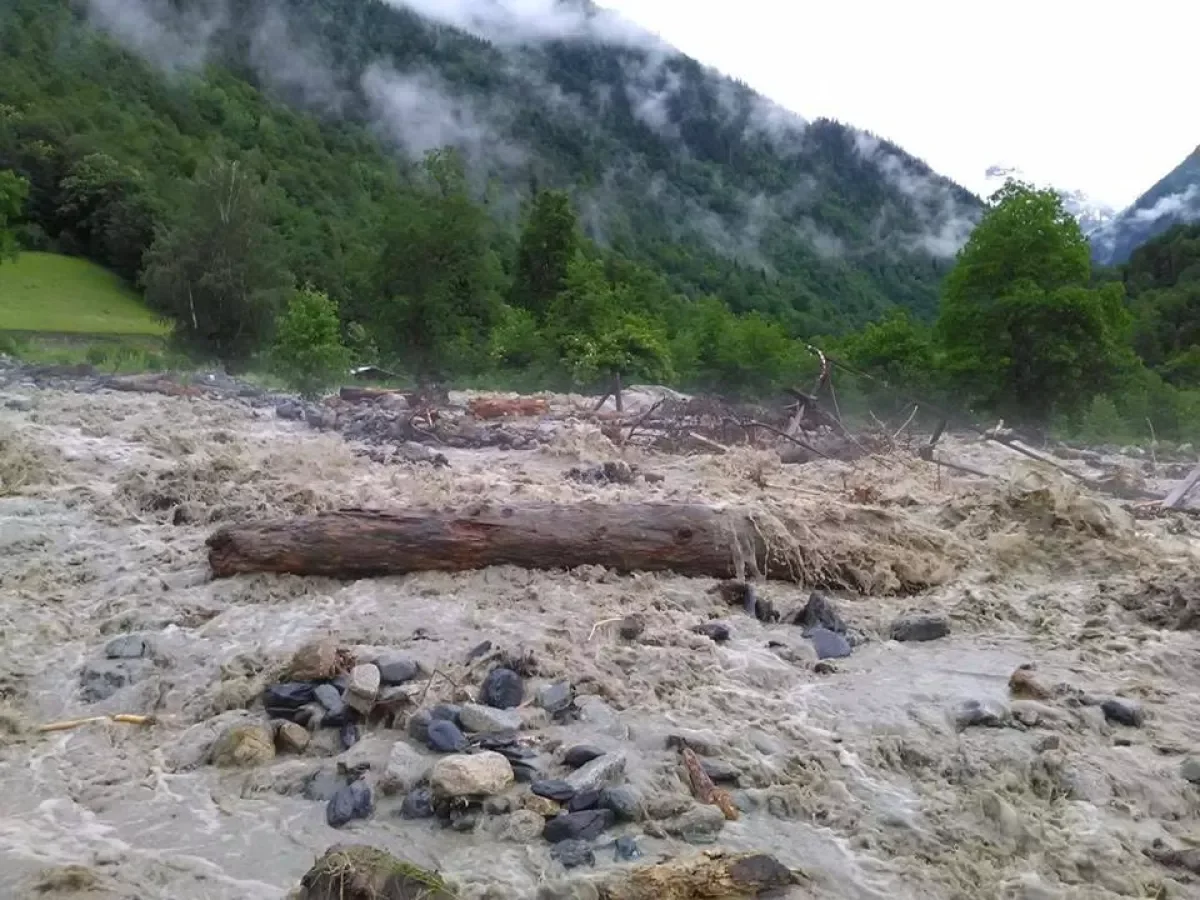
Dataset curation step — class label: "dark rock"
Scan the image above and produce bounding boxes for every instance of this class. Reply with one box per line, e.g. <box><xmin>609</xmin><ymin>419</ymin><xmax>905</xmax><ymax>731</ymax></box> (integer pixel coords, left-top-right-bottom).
<box><xmin>448</xmin><ymin>809</ymin><xmax>479</xmax><ymax>832</ymax></box>
<box><xmin>275</xmin><ymin>400</ymin><xmax>304</xmax><ymax>421</ymax></box>
<box><xmin>598</xmin><ymin>786</ymin><xmax>641</xmax><ymax>821</ymax></box>
<box><xmin>466</xmin><ymin>640</ymin><xmax>492</xmax><ymax>662</ymax></box>
<box><xmin>728</xmin><ymin>854</ymin><xmax>796</xmax><ymax>891</ymax></box>
<box><xmin>537</xmin><ymin>681</ymin><xmax>575</xmax><ymax>714</ymax></box>
<box><xmin>314</xmin><ymin>683</ymin><xmax>350</xmax><ymax>727</ymax></box>
<box><xmin>426</xmin><ymin>719</ymin><xmax>468</xmax><ymax>753</ymax></box>
<box><xmin>325</xmin><ymin>779</ymin><xmax>374</xmax><ymax>828</ymax></box>
<box><xmin>617</xmin><ymin>615</ymin><xmax>645</xmax><ymax>640</ymax></box>
<box><xmin>406</xmin><ymin>710</ymin><xmax>432</xmax><ymax>744</ymax></box>
<box><xmin>543</xmin><ymin>809</ymin><xmax>614</xmax><ymax>843</ymax></box>
<box><xmin>479</xmin><ymin>668</ymin><xmax>524</xmax><ymax>710</ymax></box>
<box><xmin>400</xmin><ymin>787</ymin><xmax>436</xmax><ymax>819</ymax></box>
<box><xmin>613</xmin><ymin>836</ymin><xmax>642</xmax><ymax>862</ymax></box>
<box><xmin>954</xmin><ymin>698</ymin><xmax>1009</xmax><ymax>730</ymax></box>
<box><xmin>813</xmin><ymin>660</ymin><xmax>838</xmax><ymax>675</ymax></box>
<box><xmin>79</xmin><ymin>659</ymin><xmax>152</xmax><ymax>703</ymax></box>
<box><xmin>340</xmin><ymin>722</ymin><xmax>360</xmax><ymax>750</ymax></box>
<box><xmin>104</xmin><ymin>634</ymin><xmax>151</xmax><ymax>659</ymax></box>
<box><xmin>511</xmin><ymin>761</ymin><xmax>539</xmax><ymax>783</ymax></box>
<box><xmin>532</xmin><ymin>779</ymin><xmax>577</xmax><ymax>802</ymax></box>
<box><xmin>692</xmin><ymin>621</ymin><xmax>731</xmax><ymax>642</ymax></box>
<box><xmin>791</xmin><ymin>591</ymin><xmax>847</xmax><ymax>633</ymax></box>
<box><xmin>567</xmin><ymin>788</ymin><xmax>601</xmax><ymax>812</ymax></box>
<box><xmin>550</xmin><ymin>839</ymin><xmax>595</xmax><ymax>869</ymax></box>
<box><xmin>563</xmin><ymin>745</ymin><xmax>605</xmax><ymax>769</ymax></box>
<box><xmin>890</xmin><ymin>613</ymin><xmax>950</xmax><ymax>642</ymax></box>
<box><xmin>429</xmin><ymin>704</ymin><xmax>462</xmax><ymax>724</ymax></box>
<box><xmin>376</xmin><ymin>655</ymin><xmax>420</xmax><ymax>685</ymax></box>
<box><xmin>302</xmin><ymin>768</ymin><xmax>349</xmax><ymax>802</ymax></box>
<box><xmin>699</xmin><ymin>759</ymin><xmax>740</xmax><ymax>784</ymax></box>
<box><xmin>1102</xmin><ymin>698</ymin><xmax>1145</xmax><ymax>727</ymax></box>
<box><xmin>809</xmin><ymin>627</ymin><xmax>852</xmax><ymax>660</ymax></box>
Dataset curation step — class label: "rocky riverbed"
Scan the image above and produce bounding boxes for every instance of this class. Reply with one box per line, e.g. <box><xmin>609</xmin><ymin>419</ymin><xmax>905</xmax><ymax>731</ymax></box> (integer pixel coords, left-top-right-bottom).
<box><xmin>2</xmin><ymin>367</ymin><xmax>1200</xmax><ymax>899</ymax></box>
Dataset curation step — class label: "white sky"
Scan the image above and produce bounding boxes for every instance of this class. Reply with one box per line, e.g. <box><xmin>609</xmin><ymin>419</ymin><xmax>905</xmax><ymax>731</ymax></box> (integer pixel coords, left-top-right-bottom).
<box><xmin>598</xmin><ymin>0</ymin><xmax>1198</xmax><ymax>209</ymax></box>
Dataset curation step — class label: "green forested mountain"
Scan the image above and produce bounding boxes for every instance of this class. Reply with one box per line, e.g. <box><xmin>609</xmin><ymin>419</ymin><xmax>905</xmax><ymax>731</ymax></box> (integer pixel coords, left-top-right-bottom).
<box><xmin>1126</xmin><ymin>222</ymin><xmax>1200</xmax><ymax>384</ymax></box>
<box><xmin>0</xmin><ymin>0</ymin><xmax>980</xmax><ymax>333</ymax></box>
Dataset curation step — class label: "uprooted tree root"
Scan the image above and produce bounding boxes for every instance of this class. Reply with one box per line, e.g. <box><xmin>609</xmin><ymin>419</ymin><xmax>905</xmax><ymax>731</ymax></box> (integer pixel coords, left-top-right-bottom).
<box><xmin>597</xmin><ymin>851</ymin><xmax>799</xmax><ymax>900</ymax></box>
<box><xmin>296</xmin><ymin>845</ymin><xmax>456</xmax><ymax>900</ymax></box>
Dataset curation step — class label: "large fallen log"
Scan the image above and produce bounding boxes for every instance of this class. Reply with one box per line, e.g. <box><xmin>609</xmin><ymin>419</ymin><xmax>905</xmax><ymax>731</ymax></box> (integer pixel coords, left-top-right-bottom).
<box><xmin>206</xmin><ymin>503</ymin><xmax>787</xmax><ymax>581</ymax></box>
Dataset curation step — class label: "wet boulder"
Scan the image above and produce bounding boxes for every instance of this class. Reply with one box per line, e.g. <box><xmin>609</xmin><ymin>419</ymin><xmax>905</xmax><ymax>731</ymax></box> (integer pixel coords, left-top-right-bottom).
<box><xmin>430</xmin><ymin>751</ymin><xmax>514</xmax><ymax>798</ymax></box>
<box><xmin>346</xmin><ymin>664</ymin><xmax>381</xmax><ymax>715</ymax></box>
<box><xmin>296</xmin><ymin>844</ymin><xmax>454</xmax><ymax>900</ymax></box>
<box><xmin>326</xmin><ymin>779</ymin><xmax>374</xmax><ymax>828</ymax></box>
<box><xmin>104</xmin><ymin>633</ymin><xmax>152</xmax><ymax>659</ymax></box>
<box><xmin>286</xmin><ymin>639</ymin><xmax>351</xmax><ymax>681</ymax></box>
<box><xmin>808</xmin><ymin>627</ymin><xmax>851</xmax><ymax>660</ymax></box>
<box><xmin>426</xmin><ymin>719</ymin><xmax>468</xmax><ymax>753</ymax></box>
<box><xmin>376</xmin><ymin>654</ymin><xmax>420</xmax><ymax>685</ymax></box>
<box><xmin>543</xmin><ymin>809</ymin><xmax>614</xmax><ymax>843</ymax></box>
<box><xmin>380</xmin><ymin>740</ymin><xmax>431</xmax><ymax>796</ymax></box>
<box><xmin>550</xmin><ymin>839</ymin><xmax>595</xmax><ymax>869</ymax></box>
<box><xmin>275</xmin><ymin>720</ymin><xmax>311</xmax><ymax>754</ymax></box>
<box><xmin>458</xmin><ymin>703</ymin><xmax>522</xmax><ymax>734</ymax></box>
<box><xmin>210</xmin><ymin>723</ymin><xmax>276</xmax><ymax>767</ymax></box>
<box><xmin>263</xmin><ymin>682</ymin><xmax>319</xmax><ymax>720</ymax></box>
<box><xmin>79</xmin><ymin>658</ymin><xmax>153</xmax><ymax>703</ymax></box>
<box><xmin>692</xmin><ymin>621</ymin><xmax>731</xmax><ymax>643</ymax></box>
<box><xmin>563</xmin><ymin>745</ymin><xmax>605</xmax><ymax>769</ymax></box>
<box><xmin>479</xmin><ymin>667</ymin><xmax>524</xmax><ymax>709</ymax></box>
<box><xmin>1101</xmin><ymin>698</ymin><xmax>1145</xmax><ymax>727</ymax></box>
<box><xmin>890</xmin><ymin>613</ymin><xmax>950</xmax><ymax>642</ymax></box>
<box><xmin>791</xmin><ymin>591</ymin><xmax>847</xmax><ymax>633</ymax></box>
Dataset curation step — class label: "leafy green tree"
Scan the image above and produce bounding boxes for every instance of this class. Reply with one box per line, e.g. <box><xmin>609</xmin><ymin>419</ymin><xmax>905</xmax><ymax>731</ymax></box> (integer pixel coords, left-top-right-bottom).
<box><xmin>272</xmin><ymin>286</ymin><xmax>352</xmax><ymax>399</ymax></box>
<box><xmin>374</xmin><ymin>149</ymin><xmax>501</xmax><ymax>379</ymax></box>
<box><xmin>936</xmin><ymin>180</ymin><xmax>1134</xmax><ymax>422</ymax></box>
<box><xmin>56</xmin><ymin>152</ymin><xmax>157</xmax><ymax>281</ymax></box>
<box><xmin>0</xmin><ymin>168</ymin><xmax>27</xmax><ymax>262</ymax></box>
<box><xmin>509</xmin><ymin>189</ymin><xmax>579</xmax><ymax>318</ymax></box>
<box><xmin>141</xmin><ymin>159</ymin><xmax>291</xmax><ymax>363</ymax></box>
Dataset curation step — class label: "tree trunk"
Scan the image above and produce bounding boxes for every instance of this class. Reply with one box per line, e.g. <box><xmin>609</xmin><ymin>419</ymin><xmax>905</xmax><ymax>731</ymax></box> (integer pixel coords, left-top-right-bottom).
<box><xmin>613</xmin><ymin>371</ymin><xmax>623</xmax><ymax>413</ymax></box>
<box><xmin>206</xmin><ymin>503</ymin><xmax>784</xmax><ymax>582</ymax></box>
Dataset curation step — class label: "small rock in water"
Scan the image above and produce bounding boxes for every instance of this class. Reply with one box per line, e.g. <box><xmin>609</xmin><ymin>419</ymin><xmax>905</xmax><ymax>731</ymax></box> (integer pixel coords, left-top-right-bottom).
<box><xmin>345</xmin><ymin>663</ymin><xmax>381</xmax><ymax>714</ymax></box>
<box><xmin>699</xmin><ymin>758</ymin><xmax>740</xmax><ymax>784</ymax></box>
<box><xmin>1180</xmin><ymin>758</ymin><xmax>1200</xmax><ymax>784</ymax></box>
<box><xmin>382</xmin><ymin>740</ymin><xmax>431</xmax><ymax>795</ymax></box>
<box><xmin>483</xmin><ymin>795</ymin><xmax>515</xmax><ymax>815</ymax></box>
<box><xmin>791</xmin><ymin>591</ymin><xmax>847</xmax><ymax>633</ymax></box>
<box><xmin>302</xmin><ymin>767</ymin><xmax>348</xmax><ymax>802</ymax></box>
<box><xmin>400</xmin><ymin>786</ymin><xmax>436</xmax><ymax>819</ymax></box>
<box><xmin>274</xmin><ymin>721</ymin><xmax>310</xmax><ymax>754</ymax></box>
<box><xmin>210</xmin><ymin>724</ymin><xmax>276</xmax><ymax>767</ymax></box>
<box><xmin>599</xmin><ymin>786</ymin><xmax>642</xmax><ymax>821</ymax></box>
<box><xmin>550</xmin><ymin>839</ymin><xmax>595</xmax><ymax>869</ymax></box>
<box><xmin>613</xmin><ymin>835</ymin><xmax>641</xmax><ymax>862</ymax></box>
<box><xmin>728</xmin><ymin>854</ymin><xmax>796</xmax><ymax>891</ymax></box>
<box><xmin>617</xmin><ymin>615</ymin><xmax>645</xmax><ymax>640</ymax></box>
<box><xmin>511</xmin><ymin>761</ymin><xmax>539</xmax><ymax>783</ymax></box>
<box><xmin>665</xmin><ymin>804</ymin><xmax>726</xmax><ymax>843</ymax></box>
<box><xmin>326</xmin><ymin>779</ymin><xmax>374</xmax><ymax>828</ymax></box>
<box><xmin>890</xmin><ymin>613</ymin><xmax>951</xmax><ymax>642</ymax></box>
<box><xmin>448</xmin><ymin>809</ymin><xmax>479</xmax><ymax>832</ymax></box>
<box><xmin>459</xmin><ymin>703</ymin><xmax>522</xmax><ymax>734</ymax></box>
<box><xmin>537</xmin><ymin>681</ymin><xmax>575</xmax><ymax>715</ymax></box>
<box><xmin>543</xmin><ymin>809</ymin><xmax>614</xmax><ymax>843</ymax></box>
<box><xmin>954</xmin><ymin>698</ymin><xmax>1009</xmax><ymax>730</ymax></box>
<box><xmin>313</xmin><ymin>683</ymin><xmax>350</xmax><ymax>727</ymax></box>
<box><xmin>692</xmin><ymin>621</ymin><xmax>731</xmax><ymax>642</ymax></box>
<box><xmin>430</xmin><ymin>751</ymin><xmax>514</xmax><ymax>798</ymax></box>
<box><xmin>533</xmin><ymin>779</ymin><xmax>577</xmax><ymax>802</ymax></box>
<box><xmin>1101</xmin><ymin>698</ymin><xmax>1145</xmax><ymax>728</ymax></box>
<box><xmin>499</xmin><ymin>809</ymin><xmax>545</xmax><ymax>842</ymax></box>
<box><xmin>285</xmin><ymin>639</ymin><xmax>347</xmax><ymax>681</ymax></box>
<box><xmin>523</xmin><ymin>793</ymin><xmax>562</xmax><ymax>817</ymax></box>
<box><xmin>480</xmin><ymin>667</ymin><xmax>524</xmax><ymax>710</ymax></box>
<box><xmin>567</xmin><ymin>789</ymin><xmax>601</xmax><ymax>812</ymax></box>
<box><xmin>375</xmin><ymin>654</ymin><xmax>420</xmax><ymax>685</ymax></box>
<box><xmin>426</xmin><ymin>719</ymin><xmax>469</xmax><ymax>753</ymax></box>
<box><xmin>566</xmin><ymin>753</ymin><xmax>626</xmax><ymax>794</ymax></box>
<box><xmin>79</xmin><ymin>659</ymin><xmax>152</xmax><ymax>703</ymax></box>
<box><xmin>104</xmin><ymin>634</ymin><xmax>151</xmax><ymax>659</ymax></box>
<box><xmin>339</xmin><ymin>722</ymin><xmax>360</xmax><ymax>750</ymax></box>
<box><xmin>809</xmin><ymin>627</ymin><xmax>852</xmax><ymax>660</ymax></box>
<box><xmin>1008</xmin><ymin>665</ymin><xmax>1052</xmax><ymax>700</ymax></box>
<box><xmin>563</xmin><ymin>745</ymin><xmax>605</xmax><ymax>769</ymax></box>
<box><xmin>406</xmin><ymin>709</ymin><xmax>432</xmax><ymax>744</ymax></box>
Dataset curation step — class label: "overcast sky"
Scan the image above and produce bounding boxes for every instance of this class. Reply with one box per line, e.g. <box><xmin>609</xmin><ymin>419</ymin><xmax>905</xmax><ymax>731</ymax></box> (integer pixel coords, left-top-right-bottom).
<box><xmin>598</xmin><ymin>0</ymin><xmax>1198</xmax><ymax>209</ymax></box>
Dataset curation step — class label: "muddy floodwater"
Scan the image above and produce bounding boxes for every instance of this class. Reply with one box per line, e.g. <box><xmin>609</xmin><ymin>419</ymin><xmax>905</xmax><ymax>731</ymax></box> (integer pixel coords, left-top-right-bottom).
<box><xmin>1</xmin><ymin>379</ymin><xmax>1199</xmax><ymax>899</ymax></box>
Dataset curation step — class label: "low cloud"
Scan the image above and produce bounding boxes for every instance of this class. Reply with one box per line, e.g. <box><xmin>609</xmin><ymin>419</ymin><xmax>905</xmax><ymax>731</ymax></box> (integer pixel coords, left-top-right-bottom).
<box><xmin>83</xmin><ymin>0</ymin><xmax>228</xmax><ymax>72</ymax></box>
<box><xmin>1129</xmin><ymin>185</ymin><xmax>1200</xmax><ymax>224</ymax></box>
<box><xmin>383</xmin><ymin>0</ymin><xmax>659</xmax><ymax>48</ymax></box>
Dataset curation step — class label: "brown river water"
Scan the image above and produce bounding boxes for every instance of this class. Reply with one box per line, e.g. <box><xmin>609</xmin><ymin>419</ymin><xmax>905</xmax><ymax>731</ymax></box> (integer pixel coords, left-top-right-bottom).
<box><xmin>1</xmin><ymin>383</ymin><xmax>1199</xmax><ymax>899</ymax></box>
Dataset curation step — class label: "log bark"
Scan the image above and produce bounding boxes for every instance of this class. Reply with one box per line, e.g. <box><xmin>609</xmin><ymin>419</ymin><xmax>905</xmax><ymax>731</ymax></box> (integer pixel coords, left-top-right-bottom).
<box><xmin>207</xmin><ymin>503</ymin><xmax>777</xmax><ymax>581</ymax></box>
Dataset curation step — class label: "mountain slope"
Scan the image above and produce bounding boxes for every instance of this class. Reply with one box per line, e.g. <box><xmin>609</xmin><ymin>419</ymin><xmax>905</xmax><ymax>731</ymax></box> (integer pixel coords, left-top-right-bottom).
<box><xmin>982</xmin><ymin>164</ymin><xmax>1116</xmax><ymax>235</ymax></box>
<box><xmin>1090</xmin><ymin>146</ymin><xmax>1200</xmax><ymax>265</ymax></box>
<box><xmin>62</xmin><ymin>0</ymin><xmax>981</xmax><ymax>327</ymax></box>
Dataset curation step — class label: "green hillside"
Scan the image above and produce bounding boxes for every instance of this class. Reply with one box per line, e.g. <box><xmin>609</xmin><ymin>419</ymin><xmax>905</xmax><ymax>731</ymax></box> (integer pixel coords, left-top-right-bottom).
<box><xmin>0</xmin><ymin>252</ymin><xmax>168</xmax><ymax>336</ymax></box>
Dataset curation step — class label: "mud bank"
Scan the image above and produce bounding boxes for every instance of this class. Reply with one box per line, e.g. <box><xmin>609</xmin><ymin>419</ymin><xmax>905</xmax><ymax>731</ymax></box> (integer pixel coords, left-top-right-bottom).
<box><xmin>2</xmin><ymin>380</ymin><xmax>1200</xmax><ymax>899</ymax></box>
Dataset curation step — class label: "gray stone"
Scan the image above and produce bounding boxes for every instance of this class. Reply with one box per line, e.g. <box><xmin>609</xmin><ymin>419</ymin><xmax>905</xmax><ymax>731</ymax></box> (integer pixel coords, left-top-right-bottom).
<box><xmin>274</xmin><ymin>720</ymin><xmax>310</xmax><ymax>754</ymax></box>
<box><xmin>614</xmin><ymin>835</ymin><xmax>642</xmax><ymax>861</ymax></box>
<box><xmin>498</xmin><ymin>809</ymin><xmax>544</xmax><ymax>842</ymax></box>
<box><xmin>1181</xmin><ymin>758</ymin><xmax>1200</xmax><ymax>784</ymax></box>
<box><xmin>104</xmin><ymin>634</ymin><xmax>151</xmax><ymax>659</ymax></box>
<box><xmin>375</xmin><ymin>654</ymin><xmax>420</xmax><ymax>685</ymax></box>
<box><xmin>565</xmin><ymin>752</ymin><xmax>626</xmax><ymax>794</ymax></box>
<box><xmin>692</xmin><ymin>621</ymin><xmax>731</xmax><ymax>642</ymax></box>
<box><xmin>1101</xmin><ymin>698</ymin><xmax>1144</xmax><ymax>727</ymax></box>
<box><xmin>954</xmin><ymin>698</ymin><xmax>1009</xmax><ymax>730</ymax></box>
<box><xmin>792</xmin><ymin>591</ymin><xmax>847</xmax><ymax>633</ymax></box>
<box><xmin>479</xmin><ymin>667</ymin><xmax>524</xmax><ymax>709</ymax></box>
<box><xmin>426</xmin><ymin>719</ymin><xmax>468</xmax><ymax>753</ymax></box>
<box><xmin>543</xmin><ymin>809</ymin><xmax>614</xmax><ymax>843</ymax></box>
<box><xmin>326</xmin><ymin>779</ymin><xmax>373</xmax><ymax>828</ymax></box>
<box><xmin>79</xmin><ymin>658</ymin><xmax>152</xmax><ymax>703</ymax></box>
<box><xmin>599</xmin><ymin>785</ymin><xmax>642</xmax><ymax>821</ymax></box>
<box><xmin>809</xmin><ymin>627</ymin><xmax>851</xmax><ymax>660</ymax></box>
<box><xmin>563</xmin><ymin>745</ymin><xmax>605</xmax><ymax>768</ymax></box>
<box><xmin>550</xmin><ymin>839</ymin><xmax>595</xmax><ymax>868</ymax></box>
<box><xmin>407</xmin><ymin>709</ymin><xmax>433</xmax><ymax>744</ymax></box>
<box><xmin>532</xmin><ymin>779</ymin><xmax>577</xmax><ymax>802</ymax></box>
<box><xmin>345</xmin><ymin>663</ymin><xmax>380</xmax><ymax>714</ymax></box>
<box><xmin>664</xmin><ymin>804</ymin><xmax>727</xmax><ymax>843</ymax></box>
<box><xmin>537</xmin><ymin>681</ymin><xmax>575</xmax><ymax>714</ymax></box>
<box><xmin>380</xmin><ymin>740</ymin><xmax>431</xmax><ymax>795</ymax></box>
<box><xmin>210</xmin><ymin>724</ymin><xmax>276</xmax><ymax>767</ymax></box>
<box><xmin>458</xmin><ymin>703</ymin><xmax>523</xmax><ymax>734</ymax></box>
<box><xmin>890</xmin><ymin>613</ymin><xmax>951</xmax><ymax>642</ymax></box>
<box><xmin>430</xmin><ymin>751</ymin><xmax>514</xmax><ymax>797</ymax></box>
<box><xmin>400</xmin><ymin>786</ymin><xmax>436</xmax><ymax>819</ymax></box>
<box><xmin>699</xmin><ymin>758</ymin><xmax>741</xmax><ymax>784</ymax></box>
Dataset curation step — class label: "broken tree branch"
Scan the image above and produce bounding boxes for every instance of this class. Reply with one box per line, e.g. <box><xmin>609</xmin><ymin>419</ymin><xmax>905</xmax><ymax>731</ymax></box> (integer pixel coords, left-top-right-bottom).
<box><xmin>1162</xmin><ymin>462</ymin><xmax>1200</xmax><ymax>510</ymax></box>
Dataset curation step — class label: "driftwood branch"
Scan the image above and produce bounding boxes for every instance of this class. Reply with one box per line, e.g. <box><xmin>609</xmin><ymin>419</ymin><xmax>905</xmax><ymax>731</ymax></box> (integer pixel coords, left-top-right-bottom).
<box><xmin>207</xmin><ymin>503</ymin><xmax>795</xmax><ymax>582</ymax></box>
<box><xmin>1162</xmin><ymin>462</ymin><xmax>1200</xmax><ymax>510</ymax></box>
